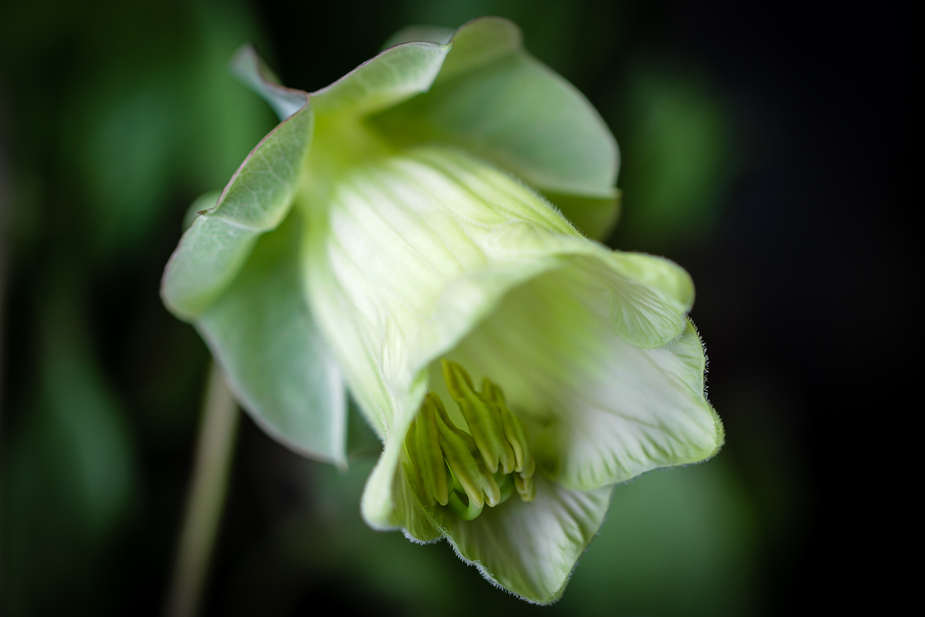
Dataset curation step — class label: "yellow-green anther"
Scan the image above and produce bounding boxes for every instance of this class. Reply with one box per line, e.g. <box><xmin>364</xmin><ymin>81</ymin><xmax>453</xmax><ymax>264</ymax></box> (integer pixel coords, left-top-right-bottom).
<box><xmin>404</xmin><ymin>364</ymin><xmax>538</xmax><ymax>514</ymax></box>
<box><xmin>404</xmin><ymin>420</ymin><xmax>434</xmax><ymax>507</ymax></box>
<box><xmin>415</xmin><ymin>394</ymin><xmax>449</xmax><ymax>506</ymax></box>
<box><xmin>482</xmin><ymin>378</ymin><xmax>535</xmax><ymax>479</ymax></box>
<box><xmin>442</xmin><ymin>360</ymin><xmax>516</xmax><ymax>475</ymax></box>
<box><xmin>432</xmin><ymin>394</ymin><xmax>501</xmax><ymax>508</ymax></box>
<box><xmin>514</xmin><ymin>473</ymin><xmax>536</xmax><ymax>502</ymax></box>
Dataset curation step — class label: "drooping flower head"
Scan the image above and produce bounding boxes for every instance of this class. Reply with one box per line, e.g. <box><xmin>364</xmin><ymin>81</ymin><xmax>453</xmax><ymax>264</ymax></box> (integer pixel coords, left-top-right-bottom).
<box><xmin>162</xmin><ymin>18</ymin><xmax>723</xmax><ymax>603</ymax></box>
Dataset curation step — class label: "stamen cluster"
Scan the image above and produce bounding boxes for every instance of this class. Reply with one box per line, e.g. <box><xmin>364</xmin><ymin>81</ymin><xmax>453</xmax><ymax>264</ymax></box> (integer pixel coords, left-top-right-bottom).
<box><xmin>404</xmin><ymin>361</ymin><xmax>536</xmax><ymax>520</ymax></box>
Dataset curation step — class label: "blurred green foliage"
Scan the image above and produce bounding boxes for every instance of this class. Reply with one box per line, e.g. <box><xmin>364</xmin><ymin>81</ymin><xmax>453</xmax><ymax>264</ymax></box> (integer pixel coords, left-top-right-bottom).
<box><xmin>214</xmin><ymin>455</ymin><xmax>759</xmax><ymax>617</ymax></box>
<box><xmin>1</xmin><ymin>0</ymin><xmax>273</xmax><ymax>613</ymax></box>
<box><xmin>616</xmin><ymin>61</ymin><xmax>736</xmax><ymax>250</ymax></box>
<box><xmin>0</xmin><ymin>0</ymin><xmax>789</xmax><ymax>615</ymax></box>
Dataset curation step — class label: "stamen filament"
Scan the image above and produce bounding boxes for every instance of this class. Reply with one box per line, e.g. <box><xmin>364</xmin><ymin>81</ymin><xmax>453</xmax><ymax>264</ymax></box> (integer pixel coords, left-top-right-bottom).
<box><xmin>447</xmin><ymin>467</ymin><xmax>485</xmax><ymax>520</ymax></box>
<box><xmin>448</xmin><ymin>489</ymin><xmax>484</xmax><ymax>520</ymax></box>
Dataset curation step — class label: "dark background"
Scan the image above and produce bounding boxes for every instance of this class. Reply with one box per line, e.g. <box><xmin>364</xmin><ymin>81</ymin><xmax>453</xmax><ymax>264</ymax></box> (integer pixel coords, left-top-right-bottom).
<box><xmin>0</xmin><ymin>0</ymin><xmax>911</xmax><ymax>615</ymax></box>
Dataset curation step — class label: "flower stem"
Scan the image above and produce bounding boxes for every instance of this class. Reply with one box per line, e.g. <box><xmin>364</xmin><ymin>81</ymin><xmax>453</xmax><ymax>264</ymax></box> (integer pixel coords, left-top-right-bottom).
<box><xmin>164</xmin><ymin>362</ymin><xmax>239</xmax><ymax>617</ymax></box>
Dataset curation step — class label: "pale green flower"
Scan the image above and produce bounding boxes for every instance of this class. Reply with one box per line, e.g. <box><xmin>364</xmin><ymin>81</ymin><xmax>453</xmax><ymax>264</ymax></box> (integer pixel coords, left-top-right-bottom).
<box><xmin>162</xmin><ymin>17</ymin><xmax>723</xmax><ymax>603</ymax></box>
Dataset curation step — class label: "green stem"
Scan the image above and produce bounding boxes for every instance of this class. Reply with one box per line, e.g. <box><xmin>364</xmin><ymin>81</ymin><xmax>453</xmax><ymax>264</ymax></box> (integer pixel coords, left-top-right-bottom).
<box><xmin>164</xmin><ymin>363</ymin><xmax>239</xmax><ymax>617</ymax></box>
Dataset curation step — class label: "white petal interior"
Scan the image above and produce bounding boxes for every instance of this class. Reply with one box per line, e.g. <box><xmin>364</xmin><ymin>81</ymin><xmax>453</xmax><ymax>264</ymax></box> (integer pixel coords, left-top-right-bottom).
<box><xmin>445</xmin><ymin>258</ymin><xmax>720</xmax><ymax>491</ymax></box>
<box><xmin>435</xmin><ymin>475</ymin><xmax>613</xmax><ymax>604</ymax></box>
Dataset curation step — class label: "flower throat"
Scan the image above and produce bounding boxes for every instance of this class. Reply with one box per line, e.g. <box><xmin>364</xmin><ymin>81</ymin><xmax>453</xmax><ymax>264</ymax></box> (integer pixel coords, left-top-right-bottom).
<box><xmin>404</xmin><ymin>360</ymin><xmax>536</xmax><ymax>521</ymax></box>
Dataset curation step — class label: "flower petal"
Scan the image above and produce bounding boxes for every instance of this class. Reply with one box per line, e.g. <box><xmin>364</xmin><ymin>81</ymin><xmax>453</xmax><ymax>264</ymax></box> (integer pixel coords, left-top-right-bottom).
<box><xmin>302</xmin><ymin>147</ymin><xmax>577</xmax><ymax>528</ymax></box>
<box><xmin>481</xmin><ymin>224</ymin><xmax>694</xmax><ymax>348</ymax></box>
<box><xmin>434</xmin><ymin>477</ymin><xmax>613</xmax><ymax>604</ymax></box>
<box><xmin>303</xmin><ymin>146</ymin><xmax>703</xmax><ymax>524</ymax></box>
<box><xmin>448</xmin><ymin>268</ymin><xmax>721</xmax><ymax>490</ymax></box>
<box><xmin>360</xmin><ymin>450</ymin><xmax>443</xmax><ymax>541</ymax></box>
<box><xmin>302</xmin><ymin>148</ymin><xmax>572</xmax><ymax>412</ymax></box>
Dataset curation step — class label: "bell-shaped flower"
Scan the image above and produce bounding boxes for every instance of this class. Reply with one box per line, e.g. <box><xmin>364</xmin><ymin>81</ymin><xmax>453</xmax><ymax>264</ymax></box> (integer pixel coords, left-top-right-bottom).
<box><xmin>161</xmin><ymin>18</ymin><xmax>723</xmax><ymax>603</ymax></box>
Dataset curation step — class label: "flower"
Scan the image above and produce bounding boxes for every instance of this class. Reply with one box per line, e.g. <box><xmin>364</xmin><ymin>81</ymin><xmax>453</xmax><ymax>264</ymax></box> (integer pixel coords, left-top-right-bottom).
<box><xmin>161</xmin><ymin>17</ymin><xmax>723</xmax><ymax>603</ymax></box>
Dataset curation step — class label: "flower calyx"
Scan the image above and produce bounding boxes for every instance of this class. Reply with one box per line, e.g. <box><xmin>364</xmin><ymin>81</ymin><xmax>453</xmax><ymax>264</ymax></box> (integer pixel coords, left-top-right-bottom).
<box><xmin>404</xmin><ymin>360</ymin><xmax>536</xmax><ymax>521</ymax></box>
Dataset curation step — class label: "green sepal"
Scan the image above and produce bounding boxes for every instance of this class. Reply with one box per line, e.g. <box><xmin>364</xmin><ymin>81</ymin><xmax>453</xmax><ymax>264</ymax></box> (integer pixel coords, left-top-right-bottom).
<box><xmin>161</xmin><ymin>96</ymin><xmax>313</xmax><ymax>319</ymax></box>
<box><xmin>541</xmin><ymin>189</ymin><xmax>621</xmax><ymax>241</ymax></box>
<box><xmin>370</xmin><ymin>17</ymin><xmax>619</xmax><ymax>239</ymax></box>
<box><xmin>196</xmin><ymin>213</ymin><xmax>347</xmax><ymax>465</ymax></box>
<box><xmin>310</xmin><ymin>40</ymin><xmax>451</xmax><ymax>117</ymax></box>
<box><xmin>231</xmin><ymin>45</ymin><xmax>309</xmax><ymax>121</ymax></box>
